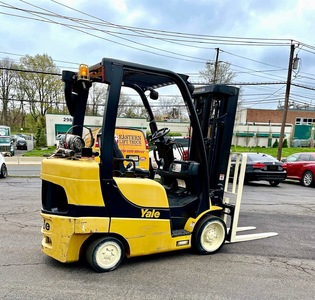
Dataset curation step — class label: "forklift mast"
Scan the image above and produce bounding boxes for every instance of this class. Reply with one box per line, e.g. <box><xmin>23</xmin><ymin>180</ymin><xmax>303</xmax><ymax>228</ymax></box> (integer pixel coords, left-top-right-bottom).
<box><xmin>192</xmin><ymin>85</ymin><xmax>239</xmax><ymax>204</ymax></box>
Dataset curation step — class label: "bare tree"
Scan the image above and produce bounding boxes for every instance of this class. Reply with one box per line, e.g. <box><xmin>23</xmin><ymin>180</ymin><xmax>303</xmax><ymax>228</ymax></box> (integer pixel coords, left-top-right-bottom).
<box><xmin>117</xmin><ymin>93</ymin><xmax>146</xmax><ymax>118</ymax></box>
<box><xmin>86</xmin><ymin>83</ymin><xmax>107</xmax><ymax>116</ymax></box>
<box><xmin>87</xmin><ymin>87</ymin><xmax>149</xmax><ymax>118</ymax></box>
<box><xmin>0</xmin><ymin>58</ymin><xmax>18</xmax><ymax>125</ymax></box>
<box><xmin>154</xmin><ymin>97</ymin><xmax>188</xmax><ymax>121</ymax></box>
<box><xmin>199</xmin><ymin>61</ymin><xmax>236</xmax><ymax>84</ymax></box>
<box><xmin>199</xmin><ymin>61</ymin><xmax>243</xmax><ymax>123</ymax></box>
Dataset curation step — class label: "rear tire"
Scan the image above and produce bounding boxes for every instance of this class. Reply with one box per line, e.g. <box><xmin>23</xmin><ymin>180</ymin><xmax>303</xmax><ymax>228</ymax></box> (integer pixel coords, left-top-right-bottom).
<box><xmin>301</xmin><ymin>171</ymin><xmax>314</xmax><ymax>187</ymax></box>
<box><xmin>269</xmin><ymin>180</ymin><xmax>280</xmax><ymax>186</ymax></box>
<box><xmin>86</xmin><ymin>237</ymin><xmax>124</xmax><ymax>272</ymax></box>
<box><xmin>192</xmin><ymin>216</ymin><xmax>226</xmax><ymax>254</ymax></box>
<box><xmin>0</xmin><ymin>163</ymin><xmax>7</xmax><ymax>178</ymax></box>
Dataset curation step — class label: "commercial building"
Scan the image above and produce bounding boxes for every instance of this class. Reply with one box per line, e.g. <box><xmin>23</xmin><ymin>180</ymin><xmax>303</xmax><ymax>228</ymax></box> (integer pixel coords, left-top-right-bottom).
<box><xmin>45</xmin><ymin>114</ymin><xmax>190</xmax><ymax>146</ymax></box>
<box><xmin>241</xmin><ymin>108</ymin><xmax>315</xmax><ymax>125</ymax></box>
<box><xmin>46</xmin><ymin>107</ymin><xmax>315</xmax><ymax>148</ymax></box>
<box><xmin>235</xmin><ymin>108</ymin><xmax>315</xmax><ymax>147</ymax></box>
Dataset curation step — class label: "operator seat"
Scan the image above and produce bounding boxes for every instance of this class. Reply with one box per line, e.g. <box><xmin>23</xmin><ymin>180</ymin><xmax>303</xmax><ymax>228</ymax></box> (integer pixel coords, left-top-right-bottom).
<box><xmin>113</xmin><ymin>141</ymin><xmax>150</xmax><ymax>178</ymax></box>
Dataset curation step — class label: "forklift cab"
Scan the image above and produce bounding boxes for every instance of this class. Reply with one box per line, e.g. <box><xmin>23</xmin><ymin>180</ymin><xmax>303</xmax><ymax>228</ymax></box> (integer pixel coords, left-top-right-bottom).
<box><xmin>41</xmin><ymin>58</ymin><xmax>239</xmax><ymax>272</ymax></box>
<box><xmin>61</xmin><ymin>59</ymin><xmax>212</xmax><ymax>213</ymax></box>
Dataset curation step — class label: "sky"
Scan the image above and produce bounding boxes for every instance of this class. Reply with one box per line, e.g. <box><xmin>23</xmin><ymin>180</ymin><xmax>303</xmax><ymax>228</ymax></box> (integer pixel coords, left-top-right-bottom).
<box><xmin>1</xmin><ymin>0</ymin><xmax>315</xmax><ymax>110</ymax></box>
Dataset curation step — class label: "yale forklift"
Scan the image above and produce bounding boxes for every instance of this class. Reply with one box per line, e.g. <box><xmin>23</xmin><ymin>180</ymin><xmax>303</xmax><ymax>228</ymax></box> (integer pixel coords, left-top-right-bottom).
<box><xmin>41</xmin><ymin>58</ymin><xmax>250</xmax><ymax>272</ymax></box>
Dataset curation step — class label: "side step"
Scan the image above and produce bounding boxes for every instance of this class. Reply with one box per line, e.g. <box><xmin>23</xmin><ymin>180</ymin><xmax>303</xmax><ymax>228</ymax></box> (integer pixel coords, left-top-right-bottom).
<box><xmin>172</xmin><ymin>229</ymin><xmax>191</xmax><ymax>237</ymax></box>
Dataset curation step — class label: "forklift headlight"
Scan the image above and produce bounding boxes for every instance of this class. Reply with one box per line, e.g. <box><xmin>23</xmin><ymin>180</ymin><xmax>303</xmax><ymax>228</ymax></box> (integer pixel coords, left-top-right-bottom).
<box><xmin>177</xmin><ymin>240</ymin><xmax>189</xmax><ymax>246</ymax></box>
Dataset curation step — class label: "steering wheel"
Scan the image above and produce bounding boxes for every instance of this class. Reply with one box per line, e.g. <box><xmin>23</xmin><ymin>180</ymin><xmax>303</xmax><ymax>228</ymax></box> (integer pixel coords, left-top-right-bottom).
<box><xmin>150</xmin><ymin>127</ymin><xmax>170</xmax><ymax>142</ymax></box>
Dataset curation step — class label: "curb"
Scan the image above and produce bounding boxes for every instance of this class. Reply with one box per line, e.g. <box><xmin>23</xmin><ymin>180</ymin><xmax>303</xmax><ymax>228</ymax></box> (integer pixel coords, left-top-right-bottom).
<box><xmin>5</xmin><ymin>157</ymin><xmax>44</xmax><ymax>165</ymax></box>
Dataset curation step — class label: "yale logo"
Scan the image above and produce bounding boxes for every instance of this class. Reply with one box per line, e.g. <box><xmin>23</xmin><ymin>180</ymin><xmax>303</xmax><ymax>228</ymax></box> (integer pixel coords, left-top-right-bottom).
<box><xmin>141</xmin><ymin>208</ymin><xmax>160</xmax><ymax>218</ymax></box>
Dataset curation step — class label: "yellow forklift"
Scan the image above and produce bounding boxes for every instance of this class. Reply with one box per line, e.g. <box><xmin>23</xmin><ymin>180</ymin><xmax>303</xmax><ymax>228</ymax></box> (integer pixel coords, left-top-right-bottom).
<box><xmin>41</xmin><ymin>58</ymin><xmax>243</xmax><ymax>272</ymax></box>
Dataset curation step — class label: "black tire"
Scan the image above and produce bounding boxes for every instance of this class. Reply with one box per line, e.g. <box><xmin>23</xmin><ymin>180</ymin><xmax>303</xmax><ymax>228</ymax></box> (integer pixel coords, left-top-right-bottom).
<box><xmin>301</xmin><ymin>170</ymin><xmax>314</xmax><ymax>187</ymax></box>
<box><xmin>192</xmin><ymin>216</ymin><xmax>226</xmax><ymax>254</ymax></box>
<box><xmin>269</xmin><ymin>180</ymin><xmax>280</xmax><ymax>186</ymax></box>
<box><xmin>0</xmin><ymin>163</ymin><xmax>8</xmax><ymax>178</ymax></box>
<box><xmin>86</xmin><ymin>237</ymin><xmax>125</xmax><ymax>272</ymax></box>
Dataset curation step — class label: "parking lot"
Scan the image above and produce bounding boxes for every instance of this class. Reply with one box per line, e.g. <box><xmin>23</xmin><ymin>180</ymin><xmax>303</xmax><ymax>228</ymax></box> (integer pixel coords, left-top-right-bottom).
<box><xmin>0</xmin><ymin>173</ymin><xmax>314</xmax><ymax>299</ymax></box>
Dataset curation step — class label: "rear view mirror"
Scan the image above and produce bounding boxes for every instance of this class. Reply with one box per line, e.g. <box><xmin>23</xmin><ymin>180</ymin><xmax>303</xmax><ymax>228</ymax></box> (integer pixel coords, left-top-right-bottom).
<box><xmin>149</xmin><ymin>88</ymin><xmax>159</xmax><ymax>100</ymax></box>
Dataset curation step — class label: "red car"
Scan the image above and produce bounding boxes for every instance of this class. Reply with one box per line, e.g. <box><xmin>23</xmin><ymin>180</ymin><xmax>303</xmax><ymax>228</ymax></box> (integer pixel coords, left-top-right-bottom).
<box><xmin>282</xmin><ymin>152</ymin><xmax>315</xmax><ymax>187</ymax></box>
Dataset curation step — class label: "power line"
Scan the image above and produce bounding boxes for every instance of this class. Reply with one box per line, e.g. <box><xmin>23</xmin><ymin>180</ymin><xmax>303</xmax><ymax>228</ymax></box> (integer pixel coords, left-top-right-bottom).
<box><xmin>50</xmin><ymin>1</ymin><xmax>297</xmax><ymax>46</ymax></box>
<box><xmin>0</xmin><ymin>66</ymin><xmax>299</xmax><ymax>89</ymax></box>
<box><xmin>0</xmin><ymin>67</ymin><xmax>60</xmax><ymax>76</ymax></box>
<box><xmin>0</xmin><ymin>2</ymin><xmax>313</xmax><ymax>83</ymax></box>
<box><xmin>0</xmin><ymin>2</ymin><xmax>208</xmax><ymax>64</ymax></box>
<box><xmin>0</xmin><ymin>1</ymin><xmax>314</xmax><ymax>111</ymax></box>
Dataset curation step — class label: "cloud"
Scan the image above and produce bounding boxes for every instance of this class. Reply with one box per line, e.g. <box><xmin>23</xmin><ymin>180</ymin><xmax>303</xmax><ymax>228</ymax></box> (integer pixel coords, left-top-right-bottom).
<box><xmin>0</xmin><ymin>0</ymin><xmax>314</xmax><ymax>109</ymax></box>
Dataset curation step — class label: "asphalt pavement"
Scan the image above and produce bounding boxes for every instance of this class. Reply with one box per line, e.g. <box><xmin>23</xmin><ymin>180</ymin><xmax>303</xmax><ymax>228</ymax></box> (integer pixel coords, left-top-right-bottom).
<box><xmin>1</xmin><ymin>177</ymin><xmax>314</xmax><ymax>299</ymax></box>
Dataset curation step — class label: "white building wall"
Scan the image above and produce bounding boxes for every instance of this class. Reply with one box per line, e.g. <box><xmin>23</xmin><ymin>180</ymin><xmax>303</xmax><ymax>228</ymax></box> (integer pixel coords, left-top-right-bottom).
<box><xmin>46</xmin><ymin>114</ymin><xmax>293</xmax><ymax>148</ymax></box>
<box><xmin>236</xmin><ymin>108</ymin><xmax>248</xmax><ymax>124</ymax></box>
<box><xmin>46</xmin><ymin>114</ymin><xmax>104</xmax><ymax>146</ymax></box>
<box><xmin>232</xmin><ymin>124</ymin><xmax>293</xmax><ymax>147</ymax></box>
<box><xmin>46</xmin><ymin>114</ymin><xmax>190</xmax><ymax>146</ymax></box>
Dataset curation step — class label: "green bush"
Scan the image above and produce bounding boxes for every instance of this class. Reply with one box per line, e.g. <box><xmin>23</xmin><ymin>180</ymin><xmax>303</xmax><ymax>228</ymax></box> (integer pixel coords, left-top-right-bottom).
<box><xmin>272</xmin><ymin>139</ymin><xmax>279</xmax><ymax>148</ymax></box>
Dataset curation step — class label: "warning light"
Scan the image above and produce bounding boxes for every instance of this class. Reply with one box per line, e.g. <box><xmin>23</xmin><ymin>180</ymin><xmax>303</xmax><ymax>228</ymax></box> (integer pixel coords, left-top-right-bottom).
<box><xmin>78</xmin><ymin>64</ymin><xmax>90</xmax><ymax>81</ymax></box>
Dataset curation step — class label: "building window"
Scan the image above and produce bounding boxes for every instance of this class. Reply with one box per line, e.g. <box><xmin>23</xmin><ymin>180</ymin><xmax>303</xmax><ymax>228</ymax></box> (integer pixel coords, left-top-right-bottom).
<box><xmin>296</xmin><ymin>117</ymin><xmax>315</xmax><ymax>125</ymax></box>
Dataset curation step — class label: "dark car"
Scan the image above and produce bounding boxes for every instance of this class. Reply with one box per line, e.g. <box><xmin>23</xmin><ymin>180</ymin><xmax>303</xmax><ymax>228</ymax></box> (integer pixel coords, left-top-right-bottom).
<box><xmin>230</xmin><ymin>152</ymin><xmax>287</xmax><ymax>186</ymax></box>
<box><xmin>282</xmin><ymin>152</ymin><xmax>315</xmax><ymax>187</ymax></box>
<box><xmin>16</xmin><ymin>138</ymin><xmax>27</xmax><ymax>150</ymax></box>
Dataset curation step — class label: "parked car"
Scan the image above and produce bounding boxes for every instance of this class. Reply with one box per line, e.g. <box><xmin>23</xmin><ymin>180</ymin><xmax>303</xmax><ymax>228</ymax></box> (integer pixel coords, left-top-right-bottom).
<box><xmin>292</xmin><ymin>139</ymin><xmax>311</xmax><ymax>148</ymax></box>
<box><xmin>230</xmin><ymin>152</ymin><xmax>287</xmax><ymax>186</ymax></box>
<box><xmin>0</xmin><ymin>136</ymin><xmax>14</xmax><ymax>156</ymax></box>
<box><xmin>16</xmin><ymin>138</ymin><xmax>27</xmax><ymax>150</ymax></box>
<box><xmin>282</xmin><ymin>152</ymin><xmax>315</xmax><ymax>187</ymax></box>
<box><xmin>0</xmin><ymin>152</ymin><xmax>8</xmax><ymax>178</ymax></box>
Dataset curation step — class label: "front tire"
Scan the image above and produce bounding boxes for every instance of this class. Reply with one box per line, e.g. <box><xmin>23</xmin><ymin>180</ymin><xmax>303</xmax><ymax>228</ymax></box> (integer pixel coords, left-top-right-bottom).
<box><xmin>192</xmin><ymin>216</ymin><xmax>226</xmax><ymax>254</ymax></box>
<box><xmin>0</xmin><ymin>163</ymin><xmax>7</xmax><ymax>178</ymax></box>
<box><xmin>269</xmin><ymin>180</ymin><xmax>280</xmax><ymax>186</ymax></box>
<box><xmin>86</xmin><ymin>237</ymin><xmax>125</xmax><ymax>272</ymax></box>
<box><xmin>301</xmin><ymin>170</ymin><xmax>314</xmax><ymax>187</ymax></box>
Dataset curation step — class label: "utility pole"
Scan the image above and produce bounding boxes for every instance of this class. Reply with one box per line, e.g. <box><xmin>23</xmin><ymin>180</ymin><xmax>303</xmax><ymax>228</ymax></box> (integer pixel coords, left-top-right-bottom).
<box><xmin>277</xmin><ymin>43</ymin><xmax>295</xmax><ymax>161</ymax></box>
<box><xmin>213</xmin><ymin>48</ymin><xmax>219</xmax><ymax>83</ymax></box>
